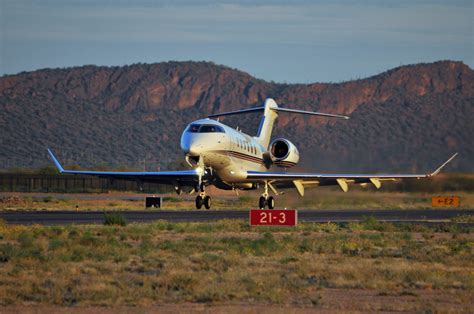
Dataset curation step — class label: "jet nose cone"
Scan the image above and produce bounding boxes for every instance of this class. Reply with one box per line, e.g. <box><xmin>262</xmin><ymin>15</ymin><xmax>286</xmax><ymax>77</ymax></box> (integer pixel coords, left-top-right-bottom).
<box><xmin>180</xmin><ymin>139</ymin><xmax>202</xmax><ymax>156</ymax></box>
<box><xmin>180</xmin><ymin>131</ymin><xmax>204</xmax><ymax>155</ymax></box>
<box><xmin>188</xmin><ymin>143</ymin><xmax>203</xmax><ymax>156</ymax></box>
<box><xmin>180</xmin><ymin>134</ymin><xmax>193</xmax><ymax>154</ymax></box>
<box><xmin>181</xmin><ymin>142</ymin><xmax>190</xmax><ymax>154</ymax></box>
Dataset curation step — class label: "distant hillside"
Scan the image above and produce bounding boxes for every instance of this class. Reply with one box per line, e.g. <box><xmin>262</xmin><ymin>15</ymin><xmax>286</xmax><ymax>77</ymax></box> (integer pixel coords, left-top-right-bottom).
<box><xmin>0</xmin><ymin>60</ymin><xmax>473</xmax><ymax>172</ymax></box>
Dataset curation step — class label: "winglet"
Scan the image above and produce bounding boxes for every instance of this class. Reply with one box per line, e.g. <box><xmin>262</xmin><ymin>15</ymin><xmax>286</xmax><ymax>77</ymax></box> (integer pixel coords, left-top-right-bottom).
<box><xmin>47</xmin><ymin>148</ymin><xmax>65</xmax><ymax>173</ymax></box>
<box><xmin>429</xmin><ymin>153</ymin><xmax>458</xmax><ymax>177</ymax></box>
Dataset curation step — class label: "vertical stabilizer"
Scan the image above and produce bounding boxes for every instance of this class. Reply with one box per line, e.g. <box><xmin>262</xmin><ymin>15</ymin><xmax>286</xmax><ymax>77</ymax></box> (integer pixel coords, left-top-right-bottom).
<box><xmin>255</xmin><ymin>98</ymin><xmax>279</xmax><ymax>148</ymax></box>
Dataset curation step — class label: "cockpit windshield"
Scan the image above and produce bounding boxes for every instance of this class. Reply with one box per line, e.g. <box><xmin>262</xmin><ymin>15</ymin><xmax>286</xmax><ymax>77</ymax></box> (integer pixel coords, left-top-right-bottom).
<box><xmin>186</xmin><ymin>124</ymin><xmax>225</xmax><ymax>133</ymax></box>
<box><xmin>187</xmin><ymin>124</ymin><xmax>200</xmax><ymax>133</ymax></box>
<box><xmin>200</xmin><ymin>125</ymin><xmax>225</xmax><ymax>133</ymax></box>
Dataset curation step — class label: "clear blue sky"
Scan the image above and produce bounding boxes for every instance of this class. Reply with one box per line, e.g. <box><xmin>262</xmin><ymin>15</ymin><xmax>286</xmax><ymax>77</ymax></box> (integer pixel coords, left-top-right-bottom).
<box><xmin>1</xmin><ymin>0</ymin><xmax>472</xmax><ymax>83</ymax></box>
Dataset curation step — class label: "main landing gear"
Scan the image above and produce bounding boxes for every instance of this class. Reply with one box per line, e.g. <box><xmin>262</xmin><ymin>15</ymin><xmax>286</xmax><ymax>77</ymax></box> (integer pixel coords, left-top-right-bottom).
<box><xmin>259</xmin><ymin>195</ymin><xmax>274</xmax><ymax>209</ymax></box>
<box><xmin>259</xmin><ymin>181</ymin><xmax>275</xmax><ymax>209</ymax></box>
<box><xmin>195</xmin><ymin>182</ymin><xmax>211</xmax><ymax>209</ymax></box>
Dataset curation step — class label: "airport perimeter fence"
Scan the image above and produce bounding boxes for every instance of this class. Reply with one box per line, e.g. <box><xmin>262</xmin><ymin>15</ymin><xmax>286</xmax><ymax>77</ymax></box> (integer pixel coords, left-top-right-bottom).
<box><xmin>1</xmin><ymin>173</ymin><xmax>472</xmax><ymax>194</ymax></box>
<box><xmin>0</xmin><ymin>173</ymin><xmax>168</xmax><ymax>193</ymax></box>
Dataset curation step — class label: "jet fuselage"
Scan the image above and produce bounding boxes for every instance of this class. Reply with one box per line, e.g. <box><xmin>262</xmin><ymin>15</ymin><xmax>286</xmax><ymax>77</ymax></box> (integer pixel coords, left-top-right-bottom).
<box><xmin>180</xmin><ymin>118</ymin><xmax>268</xmax><ymax>188</ymax></box>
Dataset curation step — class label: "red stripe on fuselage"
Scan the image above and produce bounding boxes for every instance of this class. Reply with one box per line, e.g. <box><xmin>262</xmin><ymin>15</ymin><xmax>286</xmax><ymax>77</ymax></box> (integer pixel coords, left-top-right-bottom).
<box><xmin>210</xmin><ymin>150</ymin><xmax>297</xmax><ymax>167</ymax></box>
<box><xmin>212</xmin><ymin>150</ymin><xmax>264</xmax><ymax>165</ymax></box>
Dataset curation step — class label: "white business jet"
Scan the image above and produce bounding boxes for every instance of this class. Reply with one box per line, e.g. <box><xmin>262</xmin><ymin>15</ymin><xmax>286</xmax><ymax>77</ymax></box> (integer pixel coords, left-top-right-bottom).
<box><xmin>48</xmin><ymin>98</ymin><xmax>457</xmax><ymax>209</ymax></box>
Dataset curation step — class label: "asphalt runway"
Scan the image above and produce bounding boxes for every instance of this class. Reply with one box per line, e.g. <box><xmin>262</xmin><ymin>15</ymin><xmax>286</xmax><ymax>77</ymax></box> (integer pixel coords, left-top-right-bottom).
<box><xmin>0</xmin><ymin>209</ymin><xmax>472</xmax><ymax>225</ymax></box>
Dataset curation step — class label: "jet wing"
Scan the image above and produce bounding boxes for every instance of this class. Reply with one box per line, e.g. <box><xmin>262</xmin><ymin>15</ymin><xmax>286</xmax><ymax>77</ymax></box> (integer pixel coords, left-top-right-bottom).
<box><xmin>48</xmin><ymin>149</ymin><xmax>199</xmax><ymax>187</ymax></box>
<box><xmin>246</xmin><ymin>153</ymin><xmax>458</xmax><ymax>195</ymax></box>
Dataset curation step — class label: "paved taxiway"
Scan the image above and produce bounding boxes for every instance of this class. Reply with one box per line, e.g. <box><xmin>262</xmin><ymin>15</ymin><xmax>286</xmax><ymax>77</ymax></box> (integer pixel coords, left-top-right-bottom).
<box><xmin>0</xmin><ymin>209</ymin><xmax>472</xmax><ymax>225</ymax></box>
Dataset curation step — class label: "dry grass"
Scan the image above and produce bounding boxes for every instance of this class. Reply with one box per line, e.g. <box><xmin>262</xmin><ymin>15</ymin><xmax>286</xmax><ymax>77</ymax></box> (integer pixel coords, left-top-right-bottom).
<box><xmin>0</xmin><ymin>219</ymin><xmax>472</xmax><ymax>311</ymax></box>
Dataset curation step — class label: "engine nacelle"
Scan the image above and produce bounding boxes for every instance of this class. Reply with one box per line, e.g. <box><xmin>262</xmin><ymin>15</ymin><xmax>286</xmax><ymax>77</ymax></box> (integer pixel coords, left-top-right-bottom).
<box><xmin>269</xmin><ymin>138</ymin><xmax>300</xmax><ymax>168</ymax></box>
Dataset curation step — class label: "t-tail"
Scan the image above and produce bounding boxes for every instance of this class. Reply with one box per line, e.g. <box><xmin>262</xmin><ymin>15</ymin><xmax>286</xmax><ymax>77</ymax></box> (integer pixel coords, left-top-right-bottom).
<box><xmin>208</xmin><ymin>98</ymin><xmax>349</xmax><ymax>148</ymax></box>
<box><xmin>256</xmin><ymin>98</ymin><xmax>279</xmax><ymax>148</ymax></box>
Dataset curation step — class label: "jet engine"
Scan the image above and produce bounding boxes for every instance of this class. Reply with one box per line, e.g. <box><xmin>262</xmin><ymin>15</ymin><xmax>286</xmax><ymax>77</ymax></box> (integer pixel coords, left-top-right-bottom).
<box><xmin>268</xmin><ymin>138</ymin><xmax>300</xmax><ymax>168</ymax></box>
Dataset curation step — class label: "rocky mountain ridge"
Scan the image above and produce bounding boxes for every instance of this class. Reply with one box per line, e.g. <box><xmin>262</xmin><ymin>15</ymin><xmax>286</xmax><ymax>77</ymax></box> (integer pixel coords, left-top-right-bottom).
<box><xmin>1</xmin><ymin>60</ymin><xmax>472</xmax><ymax>172</ymax></box>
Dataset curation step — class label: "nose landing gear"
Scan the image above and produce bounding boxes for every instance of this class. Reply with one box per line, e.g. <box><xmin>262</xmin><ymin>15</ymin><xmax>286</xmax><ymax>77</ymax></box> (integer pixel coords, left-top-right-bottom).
<box><xmin>196</xmin><ymin>194</ymin><xmax>211</xmax><ymax>209</ymax></box>
<box><xmin>195</xmin><ymin>182</ymin><xmax>211</xmax><ymax>209</ymax></box>
<box><xmin>192</xmin><ymin>157</ymin><xmax>212</xmax><ymax>210</ymax></box>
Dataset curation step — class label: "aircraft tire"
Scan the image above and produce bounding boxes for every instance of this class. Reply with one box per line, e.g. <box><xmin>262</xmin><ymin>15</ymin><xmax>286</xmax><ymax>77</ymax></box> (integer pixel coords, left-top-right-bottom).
<box><xmin>195</xmin><ymin>195</ymin><xmax>203</xmax><ymax>209</ymax></box>
<box><xmin>204</xmin><ymin>195</ymin><xmax>211</xmax><ymax>209</ymax></box>
<box><xmin>259</xmin><ymin>196</ymin><xmax>266</xmax><ymax>209</ymax></box>
<box><xmin>268</xmin><ymin>196</ymin><xmax>275</xmax><ymax>209</ymax></box>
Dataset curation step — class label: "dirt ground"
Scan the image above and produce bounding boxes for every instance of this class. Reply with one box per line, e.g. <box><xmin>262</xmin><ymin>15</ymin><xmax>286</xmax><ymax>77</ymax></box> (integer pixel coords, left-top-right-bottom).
<box><xmin>1</xmin><ymin>288</ymin><xmax>471</xmax><ymax>313</ymax></box>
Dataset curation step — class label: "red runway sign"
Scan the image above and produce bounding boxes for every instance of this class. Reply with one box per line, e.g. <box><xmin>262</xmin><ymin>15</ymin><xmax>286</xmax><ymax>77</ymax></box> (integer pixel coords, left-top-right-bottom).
<box><xmin>249</xmin><ymin>209</ymin><xmax>298</xmax><ymax>226</ymax></box>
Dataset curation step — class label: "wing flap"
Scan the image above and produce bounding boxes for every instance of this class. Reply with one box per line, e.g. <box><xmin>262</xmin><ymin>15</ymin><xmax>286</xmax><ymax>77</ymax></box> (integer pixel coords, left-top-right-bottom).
<box><xmin>293</xmin><ymin>180</ymin><xmax>305</xmax><ymax>196</ymax></box>
<box><xmin>369</xmin><ymin>178</ymin><xmax>382</xmax><ymax>189</ymax></box>
<box><xmin>336</xmin><ymin>178</ymin><xmax>349</xmax><ymax>192</ymax></box>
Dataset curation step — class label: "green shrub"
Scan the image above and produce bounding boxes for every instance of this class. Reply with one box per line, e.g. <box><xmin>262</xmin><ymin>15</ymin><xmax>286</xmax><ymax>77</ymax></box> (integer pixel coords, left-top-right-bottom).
<box><xmin>42</xmin><ymin>196</ymin><xmax>55</xmax><ymax>203</ymax></box>
<box><xmin>79</xmin><ymin>230</ymin><xmax>98</xmax><ymax>246</ymax></box>
<box><xmin>17</xmin><ymin>232</ymin><xmax>34</xmax><ymax>248</ymax></box>
<box><xmin>103</xmin><ymin>213</ymin><xmax>127</xmax><ymax>226</ymax></box>
<box><xmin>48</xmin><ymin>238</ymin><xmax>65</xmax><ymax>251</ymax></box>
<box><xmin>250</xmin><ymin>232</ymin><xmax>280</xmax><ymax>255</ymax></box>
<box><xmin>360</xmin><ymin>216</ymin><xmax>394</xmax><ymax>231</ymax></box>
<box><xmin>280</xmin><ymin>255</ymin><xmax>298</xmax><ymax>264</ymax></box>
<box><xmin>0</xmin><ymin>243</ymin><xmax>14</xmax><ymax>262</ymax></box>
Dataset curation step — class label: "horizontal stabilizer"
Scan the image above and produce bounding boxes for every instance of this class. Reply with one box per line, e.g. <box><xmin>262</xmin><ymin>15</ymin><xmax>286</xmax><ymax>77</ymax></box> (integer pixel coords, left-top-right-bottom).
<box><xmin>208</xmin><ymin>102</ymin><xmax>349</xmax><ymax>120</ymax></box>
<box><xmin>275</xmin><ymin>107</ymin><xmax>349</xmax><ymax>119</ymax></box>
<box><xmin>208</xmin><ymin>107</ymin><xmax>265</xmax><ymax>118</ymax></box>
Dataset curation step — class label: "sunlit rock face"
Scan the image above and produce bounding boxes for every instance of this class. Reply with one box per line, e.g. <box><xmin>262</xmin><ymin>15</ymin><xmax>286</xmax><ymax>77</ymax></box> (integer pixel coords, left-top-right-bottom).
<box><xmin>0</xmin><ymin>60</ymin><xmax>472</xmax><ymax>171</ymax></box>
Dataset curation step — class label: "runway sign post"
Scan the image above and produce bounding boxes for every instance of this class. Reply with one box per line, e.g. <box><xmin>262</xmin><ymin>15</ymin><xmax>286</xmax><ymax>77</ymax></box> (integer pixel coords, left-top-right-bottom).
<box><xmin>145</xmin><ymin>197</ymin><xmax>162</xmax><ymax>208</ymax></box>
<box><xmin>249</xmin><ymin>209</ymin><xmax>297</xmax><ymax>226</ymax></box>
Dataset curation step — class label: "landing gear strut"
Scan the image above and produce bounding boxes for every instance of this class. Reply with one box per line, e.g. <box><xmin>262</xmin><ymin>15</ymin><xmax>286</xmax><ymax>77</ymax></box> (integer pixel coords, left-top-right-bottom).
<box><xmin>259</xmin><ymin>182</ymin><xmax>275</xmax><ymax>209</ymax></box>
<box><xmin>193</xmin><ymin>156</ymin><xmax>212</xmax><ymax>210</ymax></box>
